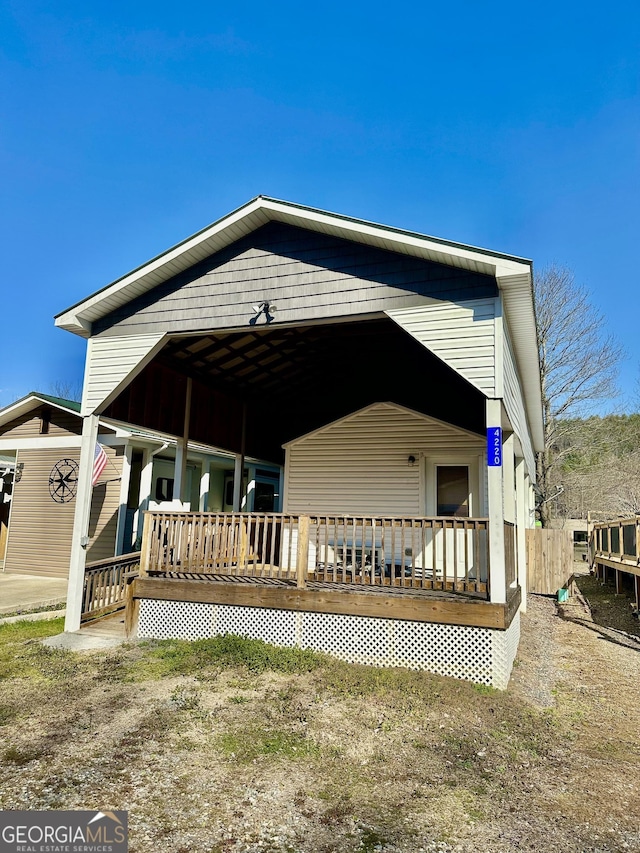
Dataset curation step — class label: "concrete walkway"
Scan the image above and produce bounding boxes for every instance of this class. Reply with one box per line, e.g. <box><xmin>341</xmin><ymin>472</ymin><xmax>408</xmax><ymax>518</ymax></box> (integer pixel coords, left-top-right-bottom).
<box><xmin>43</xmin><ymin>612</ymin><xmax>130</xmax><ymax>651</ymax></box>
<box><xmin>0</xmin><ymin>572</ymin><xmax>67</xmax><ymax>615</ymax></box>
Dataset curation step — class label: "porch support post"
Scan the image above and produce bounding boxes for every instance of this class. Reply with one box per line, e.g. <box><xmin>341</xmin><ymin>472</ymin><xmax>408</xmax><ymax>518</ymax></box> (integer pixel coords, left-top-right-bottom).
<box><xmin>278</xmin><ymin>466</ymin><xmax>285</xmax><ymax>513</ymax></box>
<box><xmin>233</xmin><ymin>403</ymin><xmax>247</xmax><ymax>512</ymax></box>
<box><xmin>174</xmin><ymin>378</ymin><xmax>192</xmax><ymax>506</ymax></box>
<box><xmin>115</xmin><ymin>443</ymin><xmax>133</xmax><ymax>555</ymax></box>
<box><xmin>502</xmin><ymin>434</ymin><xmax>515</xmax><ymax>524</ymax></box>
<box><xmin>64</xmin><ymin>412</ymin><xmax>99</xmax><ymax>632</ymax></box>
<box><xmin>486</xmin><ymin>399</ymin><xmax>506</xmax><ymax>604</ymax></box>
<box><xmin>515</xmin><ymin>457</ymin><xmax>528</xmax><ymax>612</ymax></box>
<box><xmin>134</xmin><ymin>448</ymin><xmax>154</xmax><ymax>544</ymax></box>
<box><xmin>199</xmin><ymin>458</ymin><xmax>210</xmax><ymax>512</ymax></box>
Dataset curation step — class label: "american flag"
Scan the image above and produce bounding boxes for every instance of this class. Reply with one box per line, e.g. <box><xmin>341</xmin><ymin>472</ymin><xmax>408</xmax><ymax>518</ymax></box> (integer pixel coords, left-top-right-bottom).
<box><xmin>92</xmin><ymin>443</ymin><xmax>108</xmax><ymax>486</ymax></box>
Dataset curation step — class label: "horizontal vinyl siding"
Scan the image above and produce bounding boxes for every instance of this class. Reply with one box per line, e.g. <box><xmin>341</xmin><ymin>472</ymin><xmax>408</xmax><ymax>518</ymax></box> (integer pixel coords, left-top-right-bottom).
<box><xmin>86</xmin><ymin>446</ymin><xmax>122</xmax><ymax>562</ymax></box>
<box><xmin>285</xmin><ymin>403</ymin><xmax>484</xmax><ymax>516</ymax></box>
<box><xmin>4</xmin><ymin>446</ymin><xmax>122</xmax><ymax>577</ymax></box>
<box><xmin>93</xmin><ymin>222</ymin><xmax>498</xmax><ymax>338</ymax></box>
<box><xmin>0</xmin><ymin>407</ymin><xmax>80</xmax><ymax>439</ymax></box>
<box><xmin>4</xmin><ymin>448</ymin><xmax>78</xmax><ymax>577</ymax></box>
<box><xmin>503</xmin><ymin>328</ymin><xmax>536</xmax><ymax>478</ymax></box>
<box><xmin>82</xmin><ymin>333</ymin><xmax>165</xmax><ymax>415</ymax></box>
<box><xmin>386</xmin><ymin>299</ymin><xmax>496</xmax><ymax>396</ymax></box>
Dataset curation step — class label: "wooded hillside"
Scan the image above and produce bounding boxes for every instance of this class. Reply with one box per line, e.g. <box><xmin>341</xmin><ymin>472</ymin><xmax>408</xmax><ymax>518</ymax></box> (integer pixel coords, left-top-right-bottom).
<box><xmin>547</xmin><ymin>413</ymin><xmax>640</xmax><ymax>520</ymax></box>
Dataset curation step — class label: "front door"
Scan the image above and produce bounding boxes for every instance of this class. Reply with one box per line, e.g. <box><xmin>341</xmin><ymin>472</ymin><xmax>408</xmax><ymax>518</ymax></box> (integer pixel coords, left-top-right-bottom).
<box><xmin>428</xmin><ymin>462</ymin><xmax>481</xmax><ymax>582</ymax></box>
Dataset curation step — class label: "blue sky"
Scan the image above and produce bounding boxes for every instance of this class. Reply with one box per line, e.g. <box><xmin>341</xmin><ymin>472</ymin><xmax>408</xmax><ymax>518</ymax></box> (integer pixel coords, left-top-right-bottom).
<box><xmin>1</xmin><ymin>0</ymin><xmax>639</xmax><ymax>408</ymax></box>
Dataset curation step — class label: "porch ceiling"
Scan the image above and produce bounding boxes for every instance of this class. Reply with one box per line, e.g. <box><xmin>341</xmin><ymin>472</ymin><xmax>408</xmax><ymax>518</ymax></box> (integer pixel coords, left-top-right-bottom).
<box><xmin>104</xmin><ymin>317</ymin><xmax>485</xmax><ymax>462</ymax></box>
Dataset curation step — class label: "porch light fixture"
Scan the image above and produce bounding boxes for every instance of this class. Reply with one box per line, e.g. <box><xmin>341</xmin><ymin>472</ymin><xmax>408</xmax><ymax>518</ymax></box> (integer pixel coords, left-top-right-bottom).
<box><xmin>250</xmin><ymin>301</ymin><xmax>276</xmax><ymax>326</ymax></box>
<box><xmin>408</xmin><ymin>455</ymin><xmax>416</xmax><ymax>467</ymax></box>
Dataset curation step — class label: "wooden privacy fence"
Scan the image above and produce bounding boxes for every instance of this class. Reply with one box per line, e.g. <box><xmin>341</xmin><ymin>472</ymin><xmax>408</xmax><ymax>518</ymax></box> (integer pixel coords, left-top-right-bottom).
<box><xmin>81</xmin><ymin>551</ymin><xmax>141</xmax><ymax>622</ymax></box>
<box><xmin>140</xmin><ymin>512</ymin><xmax>491</xmax><ymax>597</ymax></box>
<box><xmin>526</xmin><ymin>528</ymin><xmax>573</xmax><ymax>594</ymax></box>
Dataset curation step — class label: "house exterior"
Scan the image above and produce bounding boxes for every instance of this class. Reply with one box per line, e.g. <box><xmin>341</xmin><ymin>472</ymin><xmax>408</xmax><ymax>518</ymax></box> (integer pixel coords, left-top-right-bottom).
<box><xmin>55</xmin><ymin>197</ymin><xmax>543</xmax><ymax>688</ymax></box>
<box><xmin>0</xmin><ymin>392</ymin><xmax>280</xmax><ymax>577</ymax></box>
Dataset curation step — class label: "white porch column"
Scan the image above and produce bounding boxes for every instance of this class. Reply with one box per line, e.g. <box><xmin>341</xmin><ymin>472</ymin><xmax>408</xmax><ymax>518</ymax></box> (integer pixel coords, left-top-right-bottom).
<box><xmin>502</xmin><ymin>434</ymin><xmax>515</xmax><ymax>524</ymax></box>
<box><xmin>515</xmin><ymin>457</ymin><xmax>528</xmax><ymax>612</ymax></box>
<box><xmin>486</xmin><ymin>399</ymin><xmax>506</xmax><ymax>604</ymax></box>
<box><xmin>114</xmin><ymin>444</ymin><xmax>133</xmax><ymax>555</ymax></box>
<box><xmin>133</xmin><ymin>447</ymin><xmax>154</xmax><ymax>545</ymax></box>
<box><xmin>199</xmin><ymin>459</ymin><xmax>210</xmax><ymax>511</ymax></box>
<box><xmin>64</xmin><ymin>413</ymin><xmax>99</xmax><ymax>632</ymax></box>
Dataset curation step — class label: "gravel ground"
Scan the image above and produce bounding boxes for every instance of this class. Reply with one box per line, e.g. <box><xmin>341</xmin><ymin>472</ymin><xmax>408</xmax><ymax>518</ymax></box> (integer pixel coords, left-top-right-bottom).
<box><xmin>1</xmin><ymin>587</ymin><xmax>640</xmax><ymax>853</ymax></box>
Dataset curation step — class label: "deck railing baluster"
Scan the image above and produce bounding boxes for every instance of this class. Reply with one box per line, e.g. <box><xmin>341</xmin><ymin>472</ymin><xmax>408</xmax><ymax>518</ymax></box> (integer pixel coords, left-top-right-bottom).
<box><xmin>134</xmin><ymin>511</ymin><xmax>493</xmax><ymax>599</ymax></box>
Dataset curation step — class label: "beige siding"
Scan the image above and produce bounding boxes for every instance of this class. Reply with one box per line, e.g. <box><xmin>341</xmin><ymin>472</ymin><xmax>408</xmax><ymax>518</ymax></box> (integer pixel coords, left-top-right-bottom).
<box><xmin>284</xmin><ymin>403</ymin><xmax>485</xmax><ymax>516</ymax></box>
<box><xmin>82</xmin><ymin>333</ymin><xmax>165</xmax><ymax>415</ymax></box>
<box><xmin>503</xmin><ymin>327</ymin><xmax>536</xmax><ymax>479</ymax></box>
<box><xmin>0</xmin><ymin>406</ymin><xmax>81</xmax><ymax>439</ymax></box>
<box><xmin>86</xmin><ymin>446</ymin><xmax>123</xmax><ymax>562</ymax></box>
<box><xmin>4</xmin><ymin>445</ymin><xmax>122</xmax><ymax>577</ymax></box>
<box><xmin>386</xmin><ymin>298</ymin><xmax>496</xmax><ymax>395</ymax></box>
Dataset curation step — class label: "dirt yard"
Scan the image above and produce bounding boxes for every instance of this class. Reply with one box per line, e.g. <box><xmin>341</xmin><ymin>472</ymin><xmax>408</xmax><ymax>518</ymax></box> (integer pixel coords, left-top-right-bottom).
<box><xmin>1</xmin><ymin>580</ymin><xmax>639</xmax><ymax>853</ymax></box>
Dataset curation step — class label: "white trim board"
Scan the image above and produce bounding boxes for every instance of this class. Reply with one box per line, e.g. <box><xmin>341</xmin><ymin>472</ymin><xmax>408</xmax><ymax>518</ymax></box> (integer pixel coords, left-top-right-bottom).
<box><xmin>0</xmin><ymin>437</ymin><xmax>82</xmax><ymax>450</ymax></box>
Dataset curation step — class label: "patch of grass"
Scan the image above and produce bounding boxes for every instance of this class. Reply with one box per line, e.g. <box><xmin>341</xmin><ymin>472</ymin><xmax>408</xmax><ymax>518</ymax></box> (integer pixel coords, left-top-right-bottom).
<box><xmin>0</xmin><ymin>620</ymin><xmax>87</xmax><ymax>681</ymax></box>
<box><xmin>0</xmin><ymin>617</ymin><xmax>65</xmax><ymax>643</ymax></box>
<box><xmin>170</xmin><ymin>686</ymin><xmax>201</xmax><ymax>710</ymax></box>
<box><xmin>318</xmin><ymin>658</ymin><xmax>442</xmax><ymax>704</ymax></box>
<box><xmin>215</xmin><ymin>727</ymin><xmax>320</xmax><ymax>762</ymax></box>
<box><xmin>473</xmin><ymin>683</ymin><xmax>497</xmax><ymax>695</ymax></box>
<box><xmin>0</xmin><ymin>704</ymin><xmax>17</xmax><ymax>725</ymax></box>
<box><xmin>357</xmin><ymin>823</ymin><xmax>392</xmax><ymax>852</ymax></box>
<box><xmin>126</xmin><ymin>634</ymin><xmax>324</xmax><ymax>680</ymax></box>
<box><xmin>3</xmin><ymin>745</ymin><xmax>44</xmax><ymax>765</ymax></box>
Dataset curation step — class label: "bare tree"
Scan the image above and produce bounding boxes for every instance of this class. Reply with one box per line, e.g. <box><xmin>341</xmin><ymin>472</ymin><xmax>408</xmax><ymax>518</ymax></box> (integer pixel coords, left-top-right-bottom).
<box><xmin>535</xmin><ymin>265</ymin><xmax>624</xmax><ymax>526</ymax></box>
<box><xmin>48</xmin><ymin>379</ymin><xmax>83</xmax><ymax>403</ymax></box>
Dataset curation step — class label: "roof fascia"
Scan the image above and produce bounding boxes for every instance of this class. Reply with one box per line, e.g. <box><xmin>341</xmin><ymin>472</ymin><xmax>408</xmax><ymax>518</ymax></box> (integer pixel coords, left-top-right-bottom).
<box><xmin>0</xmin><ymin>393</ymin><xmax>82</xmax><ymax>430</ymax></box>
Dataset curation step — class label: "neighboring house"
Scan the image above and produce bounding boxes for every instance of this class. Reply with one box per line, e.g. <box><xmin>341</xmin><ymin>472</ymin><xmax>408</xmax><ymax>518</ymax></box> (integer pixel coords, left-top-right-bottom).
<box><xmin>0</xmin><ymin>392</ymin><xmax>281</xmax><ymax>577</ymax></box>
<box><xmin>55</xmin><ymin>196</ymin><xmax>544</xmax><ymax>688</ymax></box>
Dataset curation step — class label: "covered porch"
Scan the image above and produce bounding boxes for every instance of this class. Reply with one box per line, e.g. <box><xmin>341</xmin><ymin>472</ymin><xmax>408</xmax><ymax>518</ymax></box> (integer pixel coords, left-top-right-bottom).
<box><xmin>56</xmin><ymin>199</ymin><xmax>542</xmax><ymax>686</ymax></box>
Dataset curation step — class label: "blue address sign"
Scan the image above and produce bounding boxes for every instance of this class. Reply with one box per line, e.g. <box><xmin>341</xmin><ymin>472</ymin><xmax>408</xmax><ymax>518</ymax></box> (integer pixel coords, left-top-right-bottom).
<box><xmin>487</xmin><ymin>427</ymin><xmax>502</xmax><ymax>467</ymax></box>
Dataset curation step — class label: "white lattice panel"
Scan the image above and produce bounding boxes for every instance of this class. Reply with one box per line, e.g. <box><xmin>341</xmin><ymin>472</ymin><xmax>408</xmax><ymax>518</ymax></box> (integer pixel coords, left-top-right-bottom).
<box><xmin>214</xmin><ymin>605</ymin><xmax>298</xmax><ymax>647</ymax></box>
<box><xmin>491</xmin><ymin>611</ymin><xmax>521</xmax><ymax>689</ymax></box>
<box><xmin>135</xmin><ymin>599</ymin><xmax>521</xmax><ymax>689</ymax></box>
<box><xmin>138</xmin><ymin>600</ymin><xmax>214</xmax><ymax>640</ymax></box>
<box><xmin>394</xmin><ymin>620</ymin><xmax>494</xmax><ymax>684</ymax></box>
<box><xmin>301</xmin><ymin>612</ymin><xmax>393</xmax><ymax>666</ymax></box>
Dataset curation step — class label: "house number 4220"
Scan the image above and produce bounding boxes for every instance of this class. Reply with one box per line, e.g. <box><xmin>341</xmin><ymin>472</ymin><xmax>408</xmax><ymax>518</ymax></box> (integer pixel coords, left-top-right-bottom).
<box><xmin>487</xmin><ymin>427</ymin><xmax>502</xmax><ymax>467</ymax></box>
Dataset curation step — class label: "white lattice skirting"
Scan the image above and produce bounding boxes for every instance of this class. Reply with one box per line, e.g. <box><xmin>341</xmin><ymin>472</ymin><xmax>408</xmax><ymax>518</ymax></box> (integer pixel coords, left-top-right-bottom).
<box><xmin>137</xmin><ymin>600</ymin><xmax>521</xmax><ymax>690</ymax></box>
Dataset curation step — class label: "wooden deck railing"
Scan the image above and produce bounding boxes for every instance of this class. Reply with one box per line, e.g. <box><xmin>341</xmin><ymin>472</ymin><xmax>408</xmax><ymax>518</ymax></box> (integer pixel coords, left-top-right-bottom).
<box><xmin>590</xmin><ymin>517</ymin><xmax>640</xmax><ymax>604</ymax></box>
<box><xmin>591</xmin><ymin>517</ymin><xmax>640</xmax><ymax>565</ymax></box>
<box><xmin>81</xmin><ymin>552</ymin><xmax>141</xmax><ymax>622</ymax></box>
<box><xmin>140</xmin><ymin>512</ymin><xmax>491</xmax><ymax>597</ymax></box>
